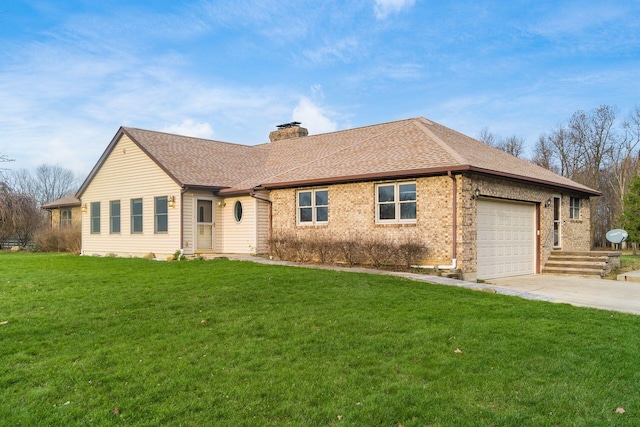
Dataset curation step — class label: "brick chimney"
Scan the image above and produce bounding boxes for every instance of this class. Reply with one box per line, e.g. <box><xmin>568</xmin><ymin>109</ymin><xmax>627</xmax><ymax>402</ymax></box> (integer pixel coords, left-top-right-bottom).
<box><xmin>269</xmin><ymin>122</ymin><xmax>308</xmax><ymax>142</ymax></box>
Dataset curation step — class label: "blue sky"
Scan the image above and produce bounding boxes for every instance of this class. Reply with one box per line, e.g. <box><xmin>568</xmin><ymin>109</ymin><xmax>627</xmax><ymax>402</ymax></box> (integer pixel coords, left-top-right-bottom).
<box><xmin>1</xmin><ymin>0</ymin><xmax>639</xmax><ymax>177</ymax></box>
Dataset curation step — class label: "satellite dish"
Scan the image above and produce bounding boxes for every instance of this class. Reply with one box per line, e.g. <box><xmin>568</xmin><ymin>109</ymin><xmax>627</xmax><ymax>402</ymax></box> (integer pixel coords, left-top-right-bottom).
<box><xmin>606</xmin><ymin>229</ymin><xmax>628</xmax><ymax>244</ymax></box>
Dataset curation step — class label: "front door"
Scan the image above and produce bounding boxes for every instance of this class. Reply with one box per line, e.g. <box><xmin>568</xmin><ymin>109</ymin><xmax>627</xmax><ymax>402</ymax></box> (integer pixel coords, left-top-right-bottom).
<box><xmin>196</xmin><ymin>199</ymin><xmax>213</xmax><ymax>251</ymax></box>
<box><xmin>553</xmin><ymin>196</ymin><xmax>561</xmax><ymax>248</ymax></box>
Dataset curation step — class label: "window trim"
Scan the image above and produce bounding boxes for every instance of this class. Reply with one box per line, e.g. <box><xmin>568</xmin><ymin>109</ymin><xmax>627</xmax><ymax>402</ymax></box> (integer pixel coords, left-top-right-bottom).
<box><xmin>90</xmin><ymin>202</ymin><xmax>101</xmax><ymax>234</ymax></box>
<box><xmin>296</xmin><ymin>188</ymin><xmax>328</xmax><ymax>225</ymax></box>
<box><xmin>569</xmin><ymin>196</ymin><xmax>580</xmax><ymax>220</ymax></box>
<box><xmin>109</xmin><ymin>200</ymin><xmax>121</xmax><ymax>234</ymax></box>
<box><xmin>131</xmin><ymin>198</ymin><xmax>143</xmax><ymax>234</ymax></box>
<box><xmin>154</xmin><ymin>196</ymin><xmax>168</xmax><ymax>234</ymax></box>
<box><xmin>233</xmin><ymin>200</ymin><xmax>243</xmax><ymax>223</ymax></box>
<box><xmin>375</xmin><ymin>182</ymin><xmax>417</xmax><ymax>224</ymax></box>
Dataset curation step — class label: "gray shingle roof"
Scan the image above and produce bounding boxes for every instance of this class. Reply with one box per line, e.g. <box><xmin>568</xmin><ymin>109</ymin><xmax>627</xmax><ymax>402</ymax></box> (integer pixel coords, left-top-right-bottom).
<box><xmin>79</xmin><ymin>117</ymin><xmax>599</xmax><ymax>197</ymax></box>
<box><xmin>41</xmin><ymin>195</ymin><xmax>81</xmax><ymax>209</ymax></box>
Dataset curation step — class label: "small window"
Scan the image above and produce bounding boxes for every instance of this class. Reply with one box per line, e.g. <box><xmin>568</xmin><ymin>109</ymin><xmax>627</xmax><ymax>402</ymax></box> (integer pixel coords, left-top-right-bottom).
<box><xmin>60</xmin><ymin>208</ymin><xmax>72</xmax><ymax>228</ymax></box>
<box><xmin>234</xmin><ymin>201</ymin><xmax>243</xmax><ymax>222</ymax></box>
<box><xmin>376</xmin><ymin>182</ymin><xmax>416</xmax><ymax>223</ymax></box>
<box><xmin>155</xmin><ymin>196</ymin><xmax>168</xmax><ymax>233</ymax></box>
<box><xmin>131</xmin><ymin>198</ymin><xmax>143</xmax><ymax>233</ymax></box>
<box><xmin>297</xmin><ymin>189</ymin><xmax>328</xmax><ymax>225</ymax></box>
<box><xmin>90</xmin><ymin>202</ymin><xmax>101</xmax><ymax>234</ymax></box>
<box><xmin>110</xmin><ymin>200</ymin><xmax>121</xmax><ymax>234</ymax></box>
<box><xmin>570</xmin><ymin>197</ymin><xmax>580</xmax><ymax>219</ymax></box>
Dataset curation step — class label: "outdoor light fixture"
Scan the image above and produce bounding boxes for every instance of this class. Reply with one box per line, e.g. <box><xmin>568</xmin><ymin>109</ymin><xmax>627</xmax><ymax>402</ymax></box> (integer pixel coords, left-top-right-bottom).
<box><xmin>544</xmin><ymin>198</ymin><xmax>552</xmax><ymax>208</ymax></box>
<box><xmin>168</xmin><ymin>195</ymin><xmax>176</xmax><ymax>208</ymax></box>
<box><xmin>217</xmin><ymin>201</ymin><xmax>226</xmax><ymax>208</ymax></box>
<box><xmin>81</xmin><ymin>203</ymin><xmax>87</xmax><ymax>213</ymax></box>
<box><xmin>471</xmin><ymin>187</ymin><xmax>481</xmax><ymax>200</ymax></box>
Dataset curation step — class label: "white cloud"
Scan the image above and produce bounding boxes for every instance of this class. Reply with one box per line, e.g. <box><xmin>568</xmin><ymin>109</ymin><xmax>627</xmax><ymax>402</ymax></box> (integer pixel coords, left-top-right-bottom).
<box><xmin>292</xmin><ymin>97</ymin><xmax>338</xmax><ymax>135</ymax></box>
<box><xmin>161</xmin><ymin>119</ymin><xmax>215</xmax><ymax>139</ymax></box>
<box><xmin>302</xmin><ymin>37</ymin><xmax>361</xmax><ymax>65</ymax></box>
<box><xmin>374</xmin><ymin>0</ymin><xmax>416</xmax><ymax>20</ymax></box>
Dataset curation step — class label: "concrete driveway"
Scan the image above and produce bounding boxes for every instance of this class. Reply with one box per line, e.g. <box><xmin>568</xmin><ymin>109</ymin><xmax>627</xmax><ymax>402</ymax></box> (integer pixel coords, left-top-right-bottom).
<box><xmin>487</xmin><ymin>275</ymin><xmax>640</xmax><ymax>315</ymax></box>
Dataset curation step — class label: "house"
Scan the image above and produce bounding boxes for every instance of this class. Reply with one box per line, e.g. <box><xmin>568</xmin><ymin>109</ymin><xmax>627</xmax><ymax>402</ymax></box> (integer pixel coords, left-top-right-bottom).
<box><xmin>41</xmin><ymin>195</ymin><xmax>82</xmax><ymax>229</ymax></box>
<box><xmin>76</xmin><ymin>117</ymin><xmax>599</xmax><ymax>280</ymax></box>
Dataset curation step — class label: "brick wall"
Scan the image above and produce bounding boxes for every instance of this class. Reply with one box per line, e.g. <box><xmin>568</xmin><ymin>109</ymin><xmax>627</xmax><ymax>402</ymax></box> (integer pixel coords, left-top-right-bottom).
<box><xmin>460</xmin><ymin>173</ymin><xmax>591</xmax><ymax>279</ymax></box>
<box><xmin>270</xmin><ymin>176</ymin><xmax>455</xmax><ymax>265</ymax></box>
<box><xmin>270</xmin><ymin>173</ymin><xmax>592</xmax><ymax>276</ymax></box>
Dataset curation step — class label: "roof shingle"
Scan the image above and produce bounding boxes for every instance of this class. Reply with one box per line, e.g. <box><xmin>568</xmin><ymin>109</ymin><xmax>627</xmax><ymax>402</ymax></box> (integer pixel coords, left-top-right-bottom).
<box><xmin>80</xmin><ymin>117</ymin><xmax>599</xmax><ymax>197</ymax></box>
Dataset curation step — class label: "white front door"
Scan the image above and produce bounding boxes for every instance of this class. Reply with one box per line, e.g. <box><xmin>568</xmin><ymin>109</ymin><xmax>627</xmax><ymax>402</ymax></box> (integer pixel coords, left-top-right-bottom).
<box><xmin>477</xmin><ymin>199</ymin><xmax>536</xmax><ymax>279</ymax></box>
<box><xmin>196</xmin><ymin>199</ymin><xmax>214</xmax><ymax>250</ymax></box>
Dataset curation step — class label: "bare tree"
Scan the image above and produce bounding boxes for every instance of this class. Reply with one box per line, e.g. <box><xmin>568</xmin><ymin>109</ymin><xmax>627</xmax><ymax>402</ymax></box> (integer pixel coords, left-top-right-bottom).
<box><xmin>569</xmin><ymin>106</ymin><xmax>618</xmax><ymax>191</ymax></box>
<box><xmin>9</xmin><ymin>164</ymin><xmax>77</xmax><ymax>206</ymax></box>
<box><xmin>606</xmin><ymin>106</ymin><xmax>640</xmax><ymax>234</ymax></box>
<box><xmin>0</xmin><ymin>186</ymin><xmax>45</xmax><ymax>247</ymax></box>
<box><xmin>495</xmin><ymin>135</ymin><xmax>525</xmax><ymax>158</ymax></box>
<box><xmin>478</xmin><ymin>128</ymin><xmax>526</xmax><ymax>158</ymax></box>
<box><xmin>478</xmin><ymin>127</ymin><xmax>498</xmax><ymax>146</ymax></box>
<box><xmin>531</xmin><ymin>134</ymin><xmax>558</xmax><ymax>173</ymax></box>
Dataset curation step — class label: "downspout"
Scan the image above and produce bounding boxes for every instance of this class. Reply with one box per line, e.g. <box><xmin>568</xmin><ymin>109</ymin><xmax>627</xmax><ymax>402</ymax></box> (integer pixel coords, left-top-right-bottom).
<box><xmin>413</xmin><ymin>171</ymin><xmax>458</xmax><ymax>270</ymax></box>
<box><xmin>250</xmin><ymin>189</ymin><xmax>273</xmax><ymax>257</ymax></box>
<box><xmin>179</xmin><ymin>188</ymin><xmax>186</xmax><ymax>257</ymax></box>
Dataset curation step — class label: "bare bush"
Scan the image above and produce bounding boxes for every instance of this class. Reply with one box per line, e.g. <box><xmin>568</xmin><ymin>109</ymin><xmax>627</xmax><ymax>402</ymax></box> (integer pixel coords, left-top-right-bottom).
<box><xmin>34</xmin><ymin>225</ymin><xmax>81</xmax><ymax>254</ymax></box>
<box><xmin>292</xmin><ymin>234</ymin><xmax>313</xmax><ymax>262</ymax></box>
<box><xmin>361</xmin><ymin>237</ymin><xmax>397</xmax><ymax>268</ymax></box>
<box><xmin>397</xmin><ymin>233</ymin><xmax>429</xmax><ymax>270</ymax></box>
<box><xmin>310</xmin><ymin>235</ymin><xmax>336</xmax><ymax>264</ymax></box>
<box><xmin>334</xmin><ymin>238</ymin><xmax>362</xmax><ymax>266</ymax></box>
<box><xmin>268</xmin><ymin>230</ymin><xmax>292</xmax><ymax>260</ymax></box>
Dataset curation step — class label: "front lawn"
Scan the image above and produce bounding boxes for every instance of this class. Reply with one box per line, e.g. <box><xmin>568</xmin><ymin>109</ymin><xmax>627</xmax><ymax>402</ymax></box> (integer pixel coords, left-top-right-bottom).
<box><xmin>1</xmin><ymin>253</ymin><xmax>639</xmax><ymax>426</ymax></box>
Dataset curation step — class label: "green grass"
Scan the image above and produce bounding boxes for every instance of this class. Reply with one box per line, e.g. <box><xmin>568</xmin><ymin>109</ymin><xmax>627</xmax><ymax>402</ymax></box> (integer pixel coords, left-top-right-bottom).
<box><xmin>606</xmin><ymin>254</ymin><xmax>640</xmax><ymax>279</ymax></box>
<box><xmin>1</xmin><ymin>253</ymin><xmax>639</xmax><ymax>426</ymax></box>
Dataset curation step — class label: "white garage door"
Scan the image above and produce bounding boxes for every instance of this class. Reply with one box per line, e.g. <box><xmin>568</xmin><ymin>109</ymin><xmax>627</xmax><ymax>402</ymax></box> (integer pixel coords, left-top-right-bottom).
<box><xmin>477</xmin><ymin>199</ymin><xmax>536</xmax><ymax>279</ymax></box>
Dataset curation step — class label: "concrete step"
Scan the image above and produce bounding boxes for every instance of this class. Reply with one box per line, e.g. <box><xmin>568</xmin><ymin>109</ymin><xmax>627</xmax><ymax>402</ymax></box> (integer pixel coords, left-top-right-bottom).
<box><xmin>543</xmin><ymin>261</ymin><xmax>606</xmax><ymax>270</ymax></box>
<box><xmin>542</xmin><ymin>266</ymin><xmax>603</xmax><ymax>277</ymax></box>
<box><xmin>543</xmin><ymin>251</ymin><xmax>608</xmax><ymax>278</ymax></box>
<box><xmin>548</xmin><ymin>255</ymin><xmax>608</xmax><ymax>263</ymax></box>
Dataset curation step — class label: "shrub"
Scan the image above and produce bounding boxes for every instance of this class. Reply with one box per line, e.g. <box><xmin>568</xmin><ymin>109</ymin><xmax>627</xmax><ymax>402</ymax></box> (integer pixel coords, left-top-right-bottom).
<box><xmin>33</xmin><ymin>226</ymin><xmax>81</xmax><ymax>254</ymax></box>
<box><xmin>334</xmin><ymin>238</ymin><xmax>362</xmax><ymax>266</ymax></box>
<box><xmin>361</xmin><ymin>237</ymin><xmax>397</xmax><ymax>268</ymax></box>
<box><xmin>268</xmin><ymin>230</ymin><xmax>292</xmax><ymax>260</ymax></box>
<box><xmin>397</xmin><ymin>233</ymin><xmax>429</xmax><ymax>270</ymax></box>
<box><xmin>310</xmin><ymin>235</ymin><xmax>336</xmax><ymax>264</ymax></box>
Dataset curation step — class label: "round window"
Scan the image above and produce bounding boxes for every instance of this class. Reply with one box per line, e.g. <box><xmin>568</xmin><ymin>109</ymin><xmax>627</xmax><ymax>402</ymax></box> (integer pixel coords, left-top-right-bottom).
<box><xmin>234</xmin><ymin>201</ymin><xmax>243</xmax><ymax>222</ymax></box>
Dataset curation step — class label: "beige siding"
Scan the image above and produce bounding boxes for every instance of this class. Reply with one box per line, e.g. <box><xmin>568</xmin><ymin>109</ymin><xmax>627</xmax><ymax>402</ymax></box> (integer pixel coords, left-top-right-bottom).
<box><xmin>219</xmin><ymin>196</ymin><xmax>258</xmax><ymax>254</ymax></box>
<box><xmin>182</xmin><ymin>191</ymin><xmax>195</xmax><ymax>255</ymax></box>
<box><xmin>81</xmin><ymin>135</ymin><xmax>182</xmax><ymax>258</ymax></box>
<box><xmin>182</xmin><ymin>190</ymin><xmax>219</xmax><ymax>255</ymax></box>
<box><xmin>255</xmin><ymin>192</ymin><xmax>270</xmax><ymax>254</ymax></box>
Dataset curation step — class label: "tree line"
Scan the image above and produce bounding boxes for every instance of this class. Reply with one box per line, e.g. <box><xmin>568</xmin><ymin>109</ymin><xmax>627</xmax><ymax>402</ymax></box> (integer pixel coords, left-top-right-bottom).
<box><xmin>1</xmin><ymin>164</ymin><xmax>79</xmax><ymax>248</ymax></box>
<box><xmin>481</xmin><ymin>104</ymin><xmax>640</xmax><ymax>248</ymax></box>
<box><xmin>3</xmin><ymin>106</ymin><xmax>640</xmax><ymax>249</ymax></box>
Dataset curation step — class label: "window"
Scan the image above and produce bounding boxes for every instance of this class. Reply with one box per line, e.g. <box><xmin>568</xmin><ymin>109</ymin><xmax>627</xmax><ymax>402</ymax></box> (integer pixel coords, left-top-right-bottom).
<box><xmin>155</xmin><ymin>196</ymin><xmax>168</xmax><ymax>233</ymax></box>
<box><xmin>570</xmin><ymin>197</ymin><xmax>580</xmax><ymax>219</ymax></box>
<box><xmin>376</xmin><ymin>182</ymin><xmax>417</xmax><ymax>223</ymax></box>
<box><xmin>110</xmin><ymin>200</ymin><xmax>121</xmax><ymax>234</ymax></box>
<box><xmin>297</xmin><ymin>189</ymin><xmax>328</xmax><ymax>225</ymax></box>
<box><xmin>234</xmin><ymin>200</ymin><xmax>243</xmax><ymax>222</ymax></box>
<box><xmin>60</xmin><ymin>208</ymin><xmax>72</xmax><ymax>228</ymax></box>
<box><xmin>131</xmin><ymin>198</ymin><xmax>143</xmax><ymax>233</ymax></box>
<box><xmin>90</xmin><ymin>202</ymin><xmax>100</xmax><ymax>234</ymax></box>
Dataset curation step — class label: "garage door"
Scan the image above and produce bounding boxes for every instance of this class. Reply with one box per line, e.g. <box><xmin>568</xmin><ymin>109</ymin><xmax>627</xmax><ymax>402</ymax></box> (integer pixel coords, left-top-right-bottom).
<box><xmin>477</xmin><ymin>199</ymin><xmax>536</xmax><ymax>279</ymax></box>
